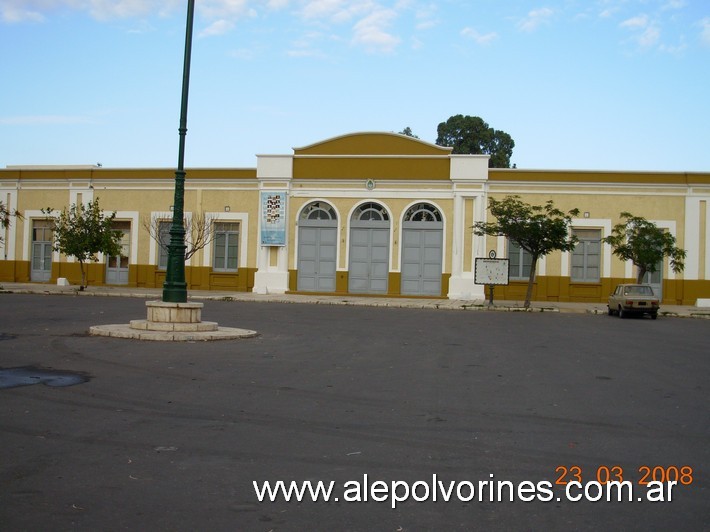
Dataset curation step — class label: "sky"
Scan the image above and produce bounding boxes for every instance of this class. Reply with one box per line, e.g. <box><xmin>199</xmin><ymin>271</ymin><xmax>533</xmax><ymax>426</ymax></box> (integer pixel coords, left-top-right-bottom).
<box><xmin>1</xmin><ymin>0</ymin><xmax>709</xmax><ymax>172</ymax></box>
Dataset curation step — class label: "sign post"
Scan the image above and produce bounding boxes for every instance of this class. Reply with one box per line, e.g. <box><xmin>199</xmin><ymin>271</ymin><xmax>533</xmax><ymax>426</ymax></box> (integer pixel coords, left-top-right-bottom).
<box><xmin>474</xmin><ymin>250</ymin><xmax>509</xmax><ymax>306</ymax></box>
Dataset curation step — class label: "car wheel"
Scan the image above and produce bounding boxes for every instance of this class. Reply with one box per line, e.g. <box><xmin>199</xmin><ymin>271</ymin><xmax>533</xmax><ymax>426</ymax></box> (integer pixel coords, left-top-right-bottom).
<box><xmin>651</xmin><ymin>313</ymin><xmax>658</xmax><ymax>320</ymax></box>
<box><xmin>607</xmin><ymin>306</ymin><xmax>614</xmax><ymax>316</ymax></box>
<box><xmin>618</xmin><ymin>306</ymin><xmax>625</xmax><ymax>319</ymax></box>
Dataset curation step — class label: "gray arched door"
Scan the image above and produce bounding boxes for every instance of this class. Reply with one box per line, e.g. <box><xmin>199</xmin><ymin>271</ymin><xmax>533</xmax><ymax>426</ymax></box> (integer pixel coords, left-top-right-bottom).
<box><xmin>400</xmin><ymin>203</ymin><xmax>443</xmax><ymax>296</ymax></box>
<box><xmin>348</xmin><ymin>202</ymin><xmax>390</xmax><ymax>294</ymax></box>
<box><xmin>297</xmin><ymin>202</ymin><xmax>337</xmax><ymax>292</ymax></box>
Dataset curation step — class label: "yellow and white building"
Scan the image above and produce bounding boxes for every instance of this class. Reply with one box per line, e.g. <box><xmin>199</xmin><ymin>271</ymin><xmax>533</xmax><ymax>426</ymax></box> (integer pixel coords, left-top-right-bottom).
<box><xmin>1</xmin><ymin>132</ymin><xmax>709</xmax><ymax>304</ymax></box>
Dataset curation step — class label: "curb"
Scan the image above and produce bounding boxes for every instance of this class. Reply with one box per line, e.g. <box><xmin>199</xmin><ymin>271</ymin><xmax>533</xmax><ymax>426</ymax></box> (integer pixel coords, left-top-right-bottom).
<box><xmin>1</xmin><ymin>286</ymin><xmax>706</xmax><ymax>318</ymax></box>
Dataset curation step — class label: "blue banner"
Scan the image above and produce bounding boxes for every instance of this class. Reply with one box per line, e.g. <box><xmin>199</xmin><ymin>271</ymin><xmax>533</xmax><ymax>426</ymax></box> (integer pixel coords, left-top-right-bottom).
<box><xmin>260</xmin><ymin>191</ymin><xmax>287</xmax><ymax>246</ymax></box>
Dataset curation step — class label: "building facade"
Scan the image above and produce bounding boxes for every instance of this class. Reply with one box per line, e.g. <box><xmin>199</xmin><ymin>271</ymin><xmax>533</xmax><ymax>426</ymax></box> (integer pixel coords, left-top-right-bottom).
<box><xmin>1</xmin><ymin>132</ymin><xmax>709</xmax><ymax>304</ymax></box>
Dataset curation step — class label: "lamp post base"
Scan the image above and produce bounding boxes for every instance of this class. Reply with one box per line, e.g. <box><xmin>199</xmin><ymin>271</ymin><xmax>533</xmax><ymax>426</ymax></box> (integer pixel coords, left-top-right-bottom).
<box><xmin>162</xmin><ymin>283</ymin><xmax>188</xmax><ymax>303</ymax></box>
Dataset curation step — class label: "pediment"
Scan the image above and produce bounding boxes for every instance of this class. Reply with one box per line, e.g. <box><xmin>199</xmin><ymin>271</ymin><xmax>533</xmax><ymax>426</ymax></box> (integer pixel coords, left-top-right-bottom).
<box><xmin>294</xmin><ymin>132</ymin><xmax>452</xmax><ymax>156</ymax></box>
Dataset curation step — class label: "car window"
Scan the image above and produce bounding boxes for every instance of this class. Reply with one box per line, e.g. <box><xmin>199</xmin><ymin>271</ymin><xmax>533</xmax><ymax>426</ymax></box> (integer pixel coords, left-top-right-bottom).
<box><xmin>625</xmin><ymin>286</ymin><xmax>653</xmax><ymax>295</ymax></box>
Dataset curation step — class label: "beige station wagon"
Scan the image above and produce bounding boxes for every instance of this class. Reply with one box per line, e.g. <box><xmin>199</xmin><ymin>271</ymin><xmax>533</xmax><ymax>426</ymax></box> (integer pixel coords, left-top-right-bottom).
<box><xmin>607</xmin><ymin>284</ymin><xmax>660</xmax><ymax>319</ymax></box>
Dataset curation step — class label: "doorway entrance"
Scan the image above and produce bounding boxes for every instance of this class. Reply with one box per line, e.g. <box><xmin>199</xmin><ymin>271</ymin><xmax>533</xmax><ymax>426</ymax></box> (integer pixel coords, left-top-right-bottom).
<box><xmin>348</xmin><ymin>202</ymin><xmax>390</xmax><ymax>294</ymax></box>
<box><xmin>297</xmin><ymin>202</ymin><xmax>337</xmax><ymax>292</ymax></box>
<box><xmin>106</xmin><ymin>221</ymin><xmax>131</xmax><ymax>285</ymax></box>
<box><xmin>400</xmin><ymin>203</ymin><xmax>443</xmax><ymax>296</ymax></box>
<box><xmin>31</xmin><ymin>220</ymin><xmax>53</xmax><ymax>282</ymax></box>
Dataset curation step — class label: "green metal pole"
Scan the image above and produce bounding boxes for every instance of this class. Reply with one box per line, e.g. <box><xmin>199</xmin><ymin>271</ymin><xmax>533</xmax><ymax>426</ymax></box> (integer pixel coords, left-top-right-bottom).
<box><xmin>163</xmin><ymin>0</ymin><xmax>195</xmax><ymax>303</ymax></box>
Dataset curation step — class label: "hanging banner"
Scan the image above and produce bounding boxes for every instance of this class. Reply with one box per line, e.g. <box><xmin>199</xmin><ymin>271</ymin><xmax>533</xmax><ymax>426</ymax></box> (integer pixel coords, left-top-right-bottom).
<box><xmin>260</xmin><ymin>191</ymin><xmax>287</xmax><ymax>246</ymax></box>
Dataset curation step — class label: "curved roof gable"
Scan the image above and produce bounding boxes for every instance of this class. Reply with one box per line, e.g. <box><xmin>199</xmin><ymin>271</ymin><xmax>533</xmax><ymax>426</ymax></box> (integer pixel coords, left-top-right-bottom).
<box><xmin>294</xmin><ymin>132</ymin><xmax>452</xmax><ymax>156</ymax></box>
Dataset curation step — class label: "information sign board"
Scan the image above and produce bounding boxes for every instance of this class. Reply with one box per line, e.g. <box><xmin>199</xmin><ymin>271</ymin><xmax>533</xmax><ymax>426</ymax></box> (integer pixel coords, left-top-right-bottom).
<box><xmin>474</xmin><ymin>258</ymin><xmax>510</xmax><ymax>286</ymax></box>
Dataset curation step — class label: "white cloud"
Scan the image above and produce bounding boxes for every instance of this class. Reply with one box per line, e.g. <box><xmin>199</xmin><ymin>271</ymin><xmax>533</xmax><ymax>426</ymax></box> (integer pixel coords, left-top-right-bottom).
<box><xmin>1</xmin><ymin>8</ymin><xmax>44</xmax><ymax>23</ymax></box>
<box><xmin>200</xmin><ymin>19</ymin><xmax>236</xmax><ymax>37</ymax></box>
<box><xmin>85</xmin><ymin>0</ymin><xmax>158</xmax><ymax>21</ymax></box>
<box><xmin>0</xmin><ymin>0</ymin><xmax>179</xmax><ymax>23</ymax></box>
<box><xmin>1</xmin><ymin>0</ymin><xmax>407</xmax><ymax>54</ymax></box>
<box><xmin>661</xmin><ymin>0</ymin><xmax>686</xmax><ymax>11</ymax></box>
<box><xmin>460</xmin><ymin>27</ymin><xmax>497</xmax><ymax>45</ymax></box>
<box><xmin>700</xmin><ymin>17</ymin><xmax>710</xmax><ymax>46</ymax></box>
<box><xmin>300</xmin><ymin>0</ymin><xmax>351</xmax><ymax>22</ymax></box>
<box><xmin>352</xmin><ymin>7</ymin><xmax>400</xmax><ymax>53</ymax></box>
<box><xmin>198</xmin><ymin>0</ymin><xmax>255</xmax><ymax>22</ymax></box>
<box><xmin>637</xmin><ymin>24</ymin><xmax>660</xmax><ymax>47</ymax></box>
<box><xmin>414</xmin><ymin>3</ymin><xmax>437</xmax><ymax>30</ymax></box>
<box><xmin>620</xmin><ymin>14</ymin><xmax>649</xmax><ymax>29</ymax></box>
<box><xmin>620</xmin><ymin>13</ymin><xmax>662</xmax><ymax>49</ymax></box>
<box><xmin>518</xmin><ymin>7</ymin><xmax>554</xmax><ymax>32</ymax></box>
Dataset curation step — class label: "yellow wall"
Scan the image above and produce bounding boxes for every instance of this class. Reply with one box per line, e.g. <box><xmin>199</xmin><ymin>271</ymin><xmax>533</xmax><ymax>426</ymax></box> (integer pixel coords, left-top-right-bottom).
<box><xmin>2</xmin><ymin>139</ymin><xmax>709</xmax><ymax>302</ymax></box>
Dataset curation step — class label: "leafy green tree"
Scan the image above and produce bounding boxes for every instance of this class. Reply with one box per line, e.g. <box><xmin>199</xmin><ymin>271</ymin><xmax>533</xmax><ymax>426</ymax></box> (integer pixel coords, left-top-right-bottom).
<box><xmin>473</xmin><ymin>195</ymin><xmax>580</xmax><ymax>308</ymax></box>
<box><xmin>43</xmin><ymin>198</ymin><xmax>122</xmax><ymax>290</ymax></box>
<box><xmin>436</xmin><ymin>114</ymin><xmax>515</xmax><ymax>168</ymax></box>
<box><xmin>0</xmin><ymin>200</ymin><xmax>22</xmax><ymax>244</ymax></box>
<box><xmin>399</xmin><ymin>127</ymin><xmax>419</xmax><ymax>138</ymax></box>
<box><xmin>603</xmin><ymin>212</ymin><xmax>686</xmax><ymax>284</ymax></box>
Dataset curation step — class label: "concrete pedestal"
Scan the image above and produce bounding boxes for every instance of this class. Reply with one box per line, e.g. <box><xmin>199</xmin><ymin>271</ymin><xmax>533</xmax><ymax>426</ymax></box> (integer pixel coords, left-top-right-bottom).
<box><xmin>90</xmin><ymin>300</ymin><xmax>258</xmax><ymax>341</ymax></box>
<box><xmin>129</xmin><ymin>301</ymin><xmax>218</xmax><ymax>332</ymax></box>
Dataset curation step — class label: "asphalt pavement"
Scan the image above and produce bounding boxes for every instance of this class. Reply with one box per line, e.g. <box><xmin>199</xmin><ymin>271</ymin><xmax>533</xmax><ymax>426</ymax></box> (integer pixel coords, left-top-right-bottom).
<box><xmin>1</xmin><ymin>281</ymin><xmax>709</xmax><ymax>318</ymax></box>
<box><xmin>0</xmin><ymin>291</ymin><xmax>708</xmax><ymax>531</ymax></box>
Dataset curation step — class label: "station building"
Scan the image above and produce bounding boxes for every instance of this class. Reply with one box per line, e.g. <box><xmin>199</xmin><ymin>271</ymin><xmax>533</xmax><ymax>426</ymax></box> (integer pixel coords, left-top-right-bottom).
<box><xmin>1</xmin><ymin>132</ymin><xmax>709</xmax><ymax>304</ymax></box>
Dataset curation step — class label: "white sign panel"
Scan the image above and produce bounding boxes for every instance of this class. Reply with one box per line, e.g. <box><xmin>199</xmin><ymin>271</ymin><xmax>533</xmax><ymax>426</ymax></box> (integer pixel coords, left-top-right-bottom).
<box><xmin>474</xmin><ymin>258</ymin><xmax>510</xmax><ymax>285</ymax></box>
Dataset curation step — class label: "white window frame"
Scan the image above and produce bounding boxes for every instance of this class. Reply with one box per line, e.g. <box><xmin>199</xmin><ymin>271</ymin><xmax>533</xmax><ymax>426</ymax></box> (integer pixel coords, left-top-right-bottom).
<box><xmin>571</xmin><ymin>228</ymin><xmax>602</xmax><ymax>283</ymax></box>
<box><xmin>203</xmin><ymin>212</ymin><xmax>249</xmax><ymax>270</ymax></box>
<box><xmin>507</xmin><ymin>240</ymin><xmax>532</xmax><ymax>280</ymax></box>
<box><xmin>212</xmin><ymin>221</ymin><xmax>240</xmax><ymax>272</ymax></box>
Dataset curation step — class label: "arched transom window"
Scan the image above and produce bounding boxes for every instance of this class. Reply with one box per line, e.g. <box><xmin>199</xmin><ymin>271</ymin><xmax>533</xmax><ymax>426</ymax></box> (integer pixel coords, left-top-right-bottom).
<box><xmin>300</xmin><ymin>201</ymin><xmax>337</xmax><ymax>221</ymax></box>
<box><xmin>403</xmin><ymin>203</ymin><xmax>442</xmax><ymax>222</ymax></box>
<box><xmin>352</xmin><ymin>202</ymin><xmax>389</xmax><ymax>221</ymax></box>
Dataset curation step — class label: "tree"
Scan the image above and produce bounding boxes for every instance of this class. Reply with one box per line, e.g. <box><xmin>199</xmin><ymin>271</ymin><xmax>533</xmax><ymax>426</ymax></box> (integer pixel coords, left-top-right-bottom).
<box><xmin>141</xmin><ymin>211</ymin><xmax>216</xmax><ymax>261</ymax></box>
<box><xmin>399</xmin><ymin>127</ymin><xmax>419</xmax><ymax>138</ymax></box>
<box><xmin>0</xmin><ymin>200</ymin><xmax>22</xmax><ymax>244</ymax></box>
<box><xmin>473</xmin><ymin>195</ymin><xmax>580</xmax><ymax>309</ymax></box>
<box><xmin>43</xmin><ymin>198</ymin><xmax>122</xmax><ymax>290</ymax></box>
<box><xmin>435</xmin><ymin>114</ymin><xmax>515</xmax><ymax>168</ymax></box>
<box><xmin>603</xmin><ymin>212</ymin><xmax>686</xmax><ymax>284</ymax></box>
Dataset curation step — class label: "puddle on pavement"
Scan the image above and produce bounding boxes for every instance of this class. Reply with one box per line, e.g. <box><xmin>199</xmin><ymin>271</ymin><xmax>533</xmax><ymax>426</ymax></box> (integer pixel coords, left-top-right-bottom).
<box><xmin>0</xmin><ymin>366</ymin><xmax>90</xmax><ymax>389</ymax></box>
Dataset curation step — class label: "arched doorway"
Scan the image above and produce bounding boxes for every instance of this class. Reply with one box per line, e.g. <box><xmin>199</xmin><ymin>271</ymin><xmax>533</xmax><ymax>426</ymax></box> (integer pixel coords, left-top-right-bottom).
<box><xmin>400</xmin><ymin>203</ymin><xmax>443</xmax><ymax>296</ymax></box>
<box><xmin>297</xmin><ymin>201</ymin><xmax>338</xmax><ymax>292</ymax></box>
<box><xmin>348</xmin><ymin>202</ymin><xmax>390</xmax><ymax>294</ymax></box>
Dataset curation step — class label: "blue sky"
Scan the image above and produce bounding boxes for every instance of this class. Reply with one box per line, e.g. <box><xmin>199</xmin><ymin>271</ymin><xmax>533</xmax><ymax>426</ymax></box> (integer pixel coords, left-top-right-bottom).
<box><xmin>1</xmin><ymin>0</ymin><xmax>708</xmax><ymax>171</ymax></box>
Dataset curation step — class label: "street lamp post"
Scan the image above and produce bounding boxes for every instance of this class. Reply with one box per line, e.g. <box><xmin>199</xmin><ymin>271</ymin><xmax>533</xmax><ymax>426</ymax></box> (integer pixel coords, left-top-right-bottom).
<box><xmin>163</xmin><ymin>0</ymin><xmax>195</xmax><ymax>303</ymax></box>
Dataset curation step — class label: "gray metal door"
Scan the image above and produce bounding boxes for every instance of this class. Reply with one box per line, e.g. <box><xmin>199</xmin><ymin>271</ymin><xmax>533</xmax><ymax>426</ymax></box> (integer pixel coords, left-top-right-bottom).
<box><xmin>349</xmin><ymin>224</ymin><xmax>389</xmax><ymax>293</ymax></box>
<box><xmin>106</xmin><ymin>225</ymin><xmax>130</xmax><ymax>285</ymax></box>
<box><xmin>297</xmin><ymin>224</ymin><xmax>337</xmax><ymax>292</ymax></box>
<box><xmin>31</xmin><ymin>220</ymin><xmax>53</xmax><ymax>282</ymax></box>
<box><xmin>401</xmin><ymin>225</ymin><xmax>443</xmax><ymax>296</ymax></box>
<box><xmin>348</xmin><ymin>203</ymin><xmax>390</xmax><ymax>294</ymax></box>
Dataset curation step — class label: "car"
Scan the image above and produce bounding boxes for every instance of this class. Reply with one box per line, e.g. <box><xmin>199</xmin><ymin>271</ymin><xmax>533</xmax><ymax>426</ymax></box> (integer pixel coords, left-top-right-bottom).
<box><xmin>607</xmin><ymin>284</ymin><xmax>660</xmax><ymax>319</ymax></box>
